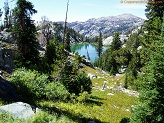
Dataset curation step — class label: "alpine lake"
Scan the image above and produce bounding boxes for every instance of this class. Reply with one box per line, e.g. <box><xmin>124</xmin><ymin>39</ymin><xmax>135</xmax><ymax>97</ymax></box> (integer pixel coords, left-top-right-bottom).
<box><xmin>71</xmin><ymin>43</ymin><xmax>108</xmax><ymax>63</ymax></box>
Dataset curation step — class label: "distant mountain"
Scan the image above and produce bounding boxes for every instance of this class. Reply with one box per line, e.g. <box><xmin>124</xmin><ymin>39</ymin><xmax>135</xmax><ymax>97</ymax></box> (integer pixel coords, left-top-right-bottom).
<box><xmin>58</xmin><ymin>14</ymin><xmax>144</xmax><ymax>38</ymax></box>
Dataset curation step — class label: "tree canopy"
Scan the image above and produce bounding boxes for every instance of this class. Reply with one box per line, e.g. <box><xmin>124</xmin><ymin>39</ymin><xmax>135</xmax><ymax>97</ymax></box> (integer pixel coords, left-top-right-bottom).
<box><xmin>13</xmin><ymin>0</ymin><xmax>39</xmax><ymax>67</ymax></box>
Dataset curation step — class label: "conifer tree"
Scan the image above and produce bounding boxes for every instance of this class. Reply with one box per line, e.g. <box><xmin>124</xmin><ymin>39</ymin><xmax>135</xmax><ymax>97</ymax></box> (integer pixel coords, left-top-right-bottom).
<box><xmin>140</xmin><ymin>0</ymin><xmax>164</xmax><ymax>66</ymax></box>
<box><xmin>13</xmin><ymin>0</ymin><xmax>39</xmax><ymax>67</ymax></box>
<box><xmin>111</xmin><ymin>32</ymin><xmax>121</xmax><ymax>51</ymax></box>
<box><xmin>108</xmin><ymin>32</ymin><xmax>121</xmax><ymax>75</ymax></box>
<box><xmin>131</xmin><ymin>18</ymin><xmax>164</xmax><ymax>123</ymax></box>
<box><xmin>143</xmin><ymin>0</ymin><xmax>164</xmax><ymax>45</ymax></box>
<box><xmin>96</xmin><ymin>32</ymin><xmax>103</xmax><ymax>57</ymax></box>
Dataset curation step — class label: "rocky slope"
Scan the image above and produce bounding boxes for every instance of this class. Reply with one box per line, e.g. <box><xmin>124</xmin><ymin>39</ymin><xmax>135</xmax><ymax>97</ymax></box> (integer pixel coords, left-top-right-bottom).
<box><xmin>59</xmin><ymin>14</ymin><xmax>144</xmax><ymax>38</ymax></box>
<box><xmin>103</xmin><ymin>26</ymin><xmax>142</xmax><ymax>45</ymax></box>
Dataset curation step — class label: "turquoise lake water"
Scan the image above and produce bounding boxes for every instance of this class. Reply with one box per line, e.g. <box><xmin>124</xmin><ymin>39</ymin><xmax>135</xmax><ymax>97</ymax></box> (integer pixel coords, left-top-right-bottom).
<box><xmin>71</xmin><ymin>43</ymin><xmax>107</xmax><ymax>62</ymax></box>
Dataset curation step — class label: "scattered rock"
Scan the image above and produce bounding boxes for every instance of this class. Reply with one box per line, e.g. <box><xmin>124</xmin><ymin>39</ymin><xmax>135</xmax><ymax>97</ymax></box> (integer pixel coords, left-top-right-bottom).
<box><xmin>88</xmin><ymin>73</ymin><xmax>97</xmax><ymax>79</ymax></box>
<box><xmin>107</xmin><ymin>93</ymin><xmax>114</xmax><ymax>96</ymax></box>
<box><xmin>101</xmin><ymin>70</ymin><xmax>107</xmax><ymax>74</ymax></box>
<box><xmin>125</xmin><ymin>109</ymin><xmax>130</xmax><ymax>112</ymax></box>
<box><xmin>114</xmin><ymin>105</ymin><xmax>119</xmax><ymax>108</ymax></box>
<box><xmin>117</xmin><ymin>86</ymin><xmax>139</xmax><ymax>96</ymax></box>
<box><xmin>109</xmin><ymin>86</ymin><xmax>114</xmax><ymax>90</ymax></box>
<box><xmin>0</xmin><ymin>28</ymin><xmax>14</xmax><ymax>43</ymax></box>
<box><xmin>116</xmin><ymin>74</ymin><xmax>123</xmax><ymax>77</ymax></box>
<box><xmin>0</xmin><ymin>102</ymin><xmax>36</xmax><ymax>119</ymax></box>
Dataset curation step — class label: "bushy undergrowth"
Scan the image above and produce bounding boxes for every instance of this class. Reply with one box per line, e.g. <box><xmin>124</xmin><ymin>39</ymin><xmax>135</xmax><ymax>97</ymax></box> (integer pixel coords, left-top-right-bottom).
<box><xmin>0</xmin><ymin>111</ymin><xmax>76</xmax><ymax>123</ymax></box>
<box><xmin>61</xmin><ymin>61</ymin><xmax>92</xmax><ymax>95</ymax></box>
<box><xmin>0</xmin><ymin>112</ymin><xmax>24</xmax><ymax>123</ymax></box>
<box><xmin>7</xmin><ymin>68</ymin><xmax>49</xmax><ymax>99</ymax></box>
<box><xmin>7</xmin><ymin>68</ymin><xmax>69</xmax><ymax>101</ymax></box>
<box><xmin>70</xmin><ymin>72</ymin><xmax>92</xmax><ymax>95</ymax></box>
<box><xmin>7</xmin><ymin>68</ymin><xmax>91</xmax><ymax>102</ymax></box>
<box><xmin>45</xmin><ymin>82</ymin><xmax>69</xmax><ymax>101</ymax></box>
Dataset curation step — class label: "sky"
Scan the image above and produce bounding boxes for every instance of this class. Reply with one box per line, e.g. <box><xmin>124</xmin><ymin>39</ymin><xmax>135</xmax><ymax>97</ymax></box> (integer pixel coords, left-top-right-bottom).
<box><xmin>0</xmin><ymin>0</ymin><xmax>147</xmax><ymax>22</ymax></box>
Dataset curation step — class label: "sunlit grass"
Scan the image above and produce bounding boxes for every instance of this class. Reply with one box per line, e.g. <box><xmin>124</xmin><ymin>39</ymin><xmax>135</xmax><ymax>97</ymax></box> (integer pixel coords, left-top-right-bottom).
<box><xmin>36</xmin><ymin>88</ymin><xmax>136</xmax><ymax>123</ymax></box>
<box><xmin>35</xmin><ymin>65</ymin><xmax>137</xmax><ymax>122</ymax></box>
<box><xmin>0</xmin><ymin>65</ymin><xmax>137</xmax><ymax>123</ymax></box>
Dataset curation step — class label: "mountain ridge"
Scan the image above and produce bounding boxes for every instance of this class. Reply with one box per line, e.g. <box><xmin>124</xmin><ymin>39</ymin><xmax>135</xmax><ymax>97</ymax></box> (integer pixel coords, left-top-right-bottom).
<box><xmin>58</xmin><ymin>13</ymin><xmax>145</xmax><ymax>38</ymax></box>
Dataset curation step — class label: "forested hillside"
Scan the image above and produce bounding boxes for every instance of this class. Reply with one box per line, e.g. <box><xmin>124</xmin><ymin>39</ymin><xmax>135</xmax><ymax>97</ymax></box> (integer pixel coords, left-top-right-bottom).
<box><xmin>94</xmin><ymin>1</ymin><xmax>164</xmax><ymax>122</ymax></box>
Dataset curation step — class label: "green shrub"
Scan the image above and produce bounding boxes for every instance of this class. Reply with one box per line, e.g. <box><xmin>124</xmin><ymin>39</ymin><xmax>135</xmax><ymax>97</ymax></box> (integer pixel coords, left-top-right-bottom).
<box><xmin>61</xmin><ymin>61</ymin><xmax>92</xmax><ymax>95</ymax></box>
<box><xmin>32</xmin><ymin>111</ymin><xmax>76</xmax><ymax>123</ymax></box>
<box><xmin>45</xmin><ymin>81</ymin><xmax>70</xmax><ymax>100</ymax></box>
<box><xmin>0</xmin><ymin>112</ymin><xmax>24</xmax><ymax>123</ymax></box>
<box><xmin>68</xmin><ymin>72</ymin><xmax>92</xmax><ymax>95</ymax></box>
<box><xmin>7</xmin><ymin>68</ymin><xmax>49</xmax><ymax>99</ymax></box>
<box><xmin>77</xmin><ymin>91</ymin><xmax>90</xmax><ymax>103</ymax></box>
<box><xmin>75</xmin><ymin>72</ymin><xmax>92</xmax><ymax>94</ymax></box>
<box><xmin>32</xmin><ymin>111</ymin><xmax>56</xmax><ymax>123</ymax></box>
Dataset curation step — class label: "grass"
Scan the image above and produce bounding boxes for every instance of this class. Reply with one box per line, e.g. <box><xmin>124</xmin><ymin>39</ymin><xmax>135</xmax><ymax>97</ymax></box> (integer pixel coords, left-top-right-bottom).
<box><xmin>0</xmin><ymin>65</ymin><xmax>138</xmax><ymax>123</ymax></box>
<box><xmin>34</xmin><ymin>89</ymin><xmax>136</xmax><ymax>123</ymax></box>
<box><xmin>35</xmin><ymin>65</ymin><xmax>137</xmax><ymax>123</ymax></box>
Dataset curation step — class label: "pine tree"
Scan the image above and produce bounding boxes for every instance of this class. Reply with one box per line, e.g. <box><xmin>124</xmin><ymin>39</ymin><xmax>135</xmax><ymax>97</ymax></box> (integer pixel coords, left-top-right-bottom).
<box><xmin>140</xmin><ymin>0</ymin><xmax>164</xmax><ymax>66</ymax></box>
<box><xmin>13</xmin><ymin>0</ymin><xmax>39</xmax><ymax>67</ymax></box>
<box><xmin>111</xmin><ymin>32</ymin><xmax>121</xmax><ymax>51</ymax></box>
<box><xmin>143</xmin><ymin>0</ymin><xmax>164</xmax><ymax>46</ymax></box>
<box><xmin>107</xmin><ymin>32</ymin><xmax>121</xmax><ymax>75</ymax></box>
<box><xmin>131</xmin><ymin>17</ymin><xmax>164</xmax><ymax>123</ymax></box>
<box><xmin>96</xmin><ymin>32</ymin><xmax>103</xmax><ymax>57</ymax></box>
<box><xmin>145</xmin><ymin>0</ymin><xmax>164</xmax><ymax>21</ymax></box>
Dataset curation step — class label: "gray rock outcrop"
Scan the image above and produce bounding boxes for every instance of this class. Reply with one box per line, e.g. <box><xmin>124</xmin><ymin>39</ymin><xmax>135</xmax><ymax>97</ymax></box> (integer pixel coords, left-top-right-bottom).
<box><xmin>0</xmin><ymin>28</ymin><xmax>14</xmax><ymax>43</ymax></box>
<box><xmin>0</xmin><ymin>102</ymin><xmax>35</xmax><ymax>119</ymax></box>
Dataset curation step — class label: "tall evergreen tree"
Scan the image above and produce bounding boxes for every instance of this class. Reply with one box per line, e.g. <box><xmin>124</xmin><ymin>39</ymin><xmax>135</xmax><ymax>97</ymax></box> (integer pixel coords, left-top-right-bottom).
<box><xmin>96</xmin><ymin>32</ymin><xmax>103</xmax><ymax>57</ymax></box>
<box><xmin>13</xmin><ymin>0</ymin><xmax>39</xmax><ymax>67</ymax></box>
<box><xmin>111</xmin><ymin>32</ymin><xmax>121</xmax><ymax>51</ymax></box>
<box><xmin>143</xmin><ymin>0</ymin><xmax>164</xmax><ymax>45</ymax></box>
<box><xmin>145</xmin><ymin>0</ymin><xmax>164</xmax><ymax>21</ymax></box>
<box><xmin>140</xmin><ymin>0</ymin><xmax>164</xmax><ymax>66</ymax></box>
<box><xmin>131</xmin><ymin>18</ymin><xmax>164</xmax><ymax>123</ymax></box>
